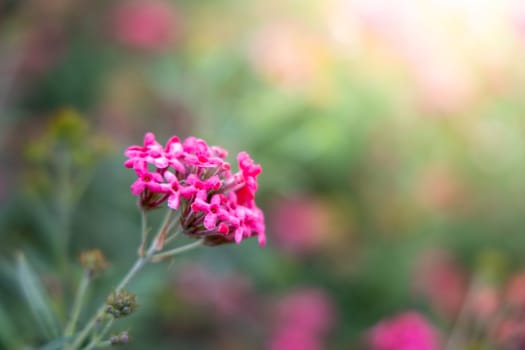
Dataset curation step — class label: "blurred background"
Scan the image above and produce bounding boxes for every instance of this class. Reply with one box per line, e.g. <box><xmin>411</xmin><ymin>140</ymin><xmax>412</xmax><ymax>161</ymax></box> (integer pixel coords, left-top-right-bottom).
<box><xmin>2</xmin><ymin>0</ymin><xmax>525</xmax><ymax>349</ymax></box>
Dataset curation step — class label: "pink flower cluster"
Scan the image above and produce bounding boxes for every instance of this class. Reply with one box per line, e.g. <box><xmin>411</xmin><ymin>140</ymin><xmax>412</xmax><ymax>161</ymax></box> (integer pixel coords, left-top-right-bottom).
<box><xmin>124</xmin><ymin>132</ymin><xmax>265</xmax><ymax>246</ymax></box>
<box><xmin>369</xmin><ymin>312</ymin><xmax>441</xmax><ymax>350</ymax></box>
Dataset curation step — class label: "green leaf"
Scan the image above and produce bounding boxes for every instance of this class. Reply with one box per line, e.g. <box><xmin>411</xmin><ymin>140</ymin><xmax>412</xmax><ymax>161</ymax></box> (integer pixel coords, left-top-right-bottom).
<box><xmin>0</xmin><ymin>303</ymin><xmax>18</xmax><ymax>349</ymax></box>
<box><xmin>38</xmin><ymin>335</ymin><xmax>74</xmax><ymax>350</ymax></box>
<box><xmin>16</xmin><ymin>253</ymin><xmax>61</xmax><ymax>340</ymax></box>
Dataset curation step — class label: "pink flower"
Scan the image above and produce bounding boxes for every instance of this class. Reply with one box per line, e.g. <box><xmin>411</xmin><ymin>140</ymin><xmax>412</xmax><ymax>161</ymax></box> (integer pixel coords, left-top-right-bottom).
<box><xmin>469</xmin><ymin>286</ymin><xmax>500</xmax><ymax>322</ymax></box>
<box><xmin>124</xmin><ymin>132</ymin><xmax>265</xmax><ymax>247</ymax></box>
<box><xmin>369</xmin><ymin>312</ymin><xmax>441</xmax><ymax>350</ymax></box>
<box><xmin>268</xmin><ymin>288</ymin><xmax>335</xmax><ymax>350</ymax></box>
<box><xmin>111</xmin><ymin>0</ymin><xmax>180</xmax><ymax>52</ymax></box>
<box><xmin>494</xmin><ymin>317</ymin><xmax>525</xmax><ymax>348</ymax></box>
<box><xmin>175</xmin><ymin>263</ymin><xmax>254</xmax><ymax>319</ymax></box>
<box><xmin>249</xmin><ymin>22</ymin><xmax>322</xmax><ymax>89</ymax></box>
<box><xmin>270</xmin><ymin>195</ymin><xmax>332</xmax><ymax>255</ymax></box>
<box><xmin>268</xmin><ymin>329</ymin><xmax>323</xmax><ymax>350</ymax></box>
<box><xmin>506</xmin><ymin>271</ymin><xmax>525</xmax><ymax>310</ymax></box>
<box><xmin>191</xmin><ymin>194</ymin><xmax>229</xmax><ymax>230</ymax></box>
<box><xmin>412</xmin><ymin>249</ymin><xmax>467</xmax><ymax>320</ymax></box>
<box><xmin>130</xmin><ymin>160</ymin><xmax>166</xmax><ymax>195</ymax></box>
<box><xmin>274</xmin><ymin>289</ymin><xmax>335</xmax><ymax>335</ymax></box>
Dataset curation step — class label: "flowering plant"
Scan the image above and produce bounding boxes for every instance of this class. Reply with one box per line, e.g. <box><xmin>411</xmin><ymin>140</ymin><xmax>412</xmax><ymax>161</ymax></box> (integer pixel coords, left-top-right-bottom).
<box><xmin>125</xmin><ymin>132</ymin><xmax>266</xmax><ymax>249</ymax></box>
<box><xmin>25</xmin><ymin>132</ymin><xmax>265</xmax><ymax>349</ymax></box>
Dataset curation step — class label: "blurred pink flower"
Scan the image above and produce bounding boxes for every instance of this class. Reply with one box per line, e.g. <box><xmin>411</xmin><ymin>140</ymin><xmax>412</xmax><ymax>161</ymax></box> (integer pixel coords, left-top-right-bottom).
<box><xmin>412</xmin><ymin>249</ymin><xmax>467</xmax><ymax>320</ymax></box>
<box><xmin>469</xmin><ymin>286</ymin><xmax>500</xmax><ymax>322</ymax></box>
<box><xmin>494</xmin><ymin>317</ymin><xmax>525</xmax><ymax>349</ymax></box>
<box><xmin>249</xmin><ymin>22</ymin><xmax>322</xmax><ymax>88</ymax></box>
<box><xmin>176</xmin><ymin>264</ymin><xmax>254</xmax><ymax>318</ymax></box>
<box><xmin>19</xmin><ymin>25</ymin><xmax>65</xmax><ymax>77</ymax></box>
<box><xmin>270</xmin><ymin>195</ymin><xmax>331</xmax><ymax>255</ymax></box>
<box><xmin>512</xmin><ymin>1</ymin><xmax>525</xmax><ymax>46</ymax></box>
<box><xmin>506</xmin><ymin>271</ymin><xmax>525</xmax><ymax>310</ymax></box>
<box><xmin>274</xmin><ymin>288</ymin><xmax>335</xmax><ymax>335</ymax></box>
<box><xmin>369</xmin><ymin>312</ymin><xmax>441</xmax><ymax>350</ymax></box>
<box><xmin>411</xmin><ymin>58</ymin><xmax>475</xmax><ymax>115</ymax></box>
<box><xmin>351</xmin><ymin>0</ymin><xmax>476</xmax><ymax>114</ymax></box>
<box><xmin>268</xmin><ymin>329</ymin><xmax>323</xmax><ymax>350</ymax></box>
<box><xmin>268</xmin><ymin>288</ymin><xmax>335</xmax><ymax>350</ymax></box>
<box><xmin>111</xmin><ymin>0</ymin><xmax>180</xmax><ymax>52</ymax></box>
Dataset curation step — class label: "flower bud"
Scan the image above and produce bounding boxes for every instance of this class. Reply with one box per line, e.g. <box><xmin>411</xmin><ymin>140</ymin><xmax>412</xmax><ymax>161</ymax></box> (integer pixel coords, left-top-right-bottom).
<box><xmin>119</xmin><ymin>331</ymin><xmax>130</xmax><ymax>344</ymax></box>
<box><xmin>105</xmin><ymin>290</ymin><xmax>138</xmax><ymax>318</ymax></box>
<box><xmin>79</xmin><ymin>249</ymin><xmax>108</xmax><ymax>277</ymax></box>
<box><xmin>110</xmin><ymin>331</ymin><xmax>131</xmax><ymax>346</ymax></box>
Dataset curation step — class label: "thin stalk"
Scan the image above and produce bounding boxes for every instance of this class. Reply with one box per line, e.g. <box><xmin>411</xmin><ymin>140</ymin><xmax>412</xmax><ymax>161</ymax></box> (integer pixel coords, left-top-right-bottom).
<box><xmin>68</xmin><ymin>208</ymin><xmax>180</xmax><ymax>350</ymax></box>
<box><xmin>91</xmin><ymin>340</ymin><xmax>111</xmax><ymax>348</ymax></box>
<box><xmin>64</xmin><ymin>271</ymin><xmax>90</xmax><ymax>336</ymax></box>
<box><xmin>66</xmin><ymin>243</ymin><xmax>155</xmax><ymax>350</ymax></box>
<box><xmin>83</xmin><ymin>318</ymin><xmax>114</xmax><ymax>350</ymax></box>
<box><xmin>153</xmin><ymin>209</ymin><xmax>179</xmax><ymax>250</ymax></box>
<box><xmin>162</xmin><ymin>225</ymin><xmax>184</xmax><ymax>246</ymax></box>
<box><xmin>137</xmin><ymin>209</ymin><xmax>148</xmax><ymax>257</ymax></box>
<box><xmin>55</xmin><ymin>149</ymin><xmax>73</xmax><ymax>272</ymax></box>
<box><xmin>151</xmin><ymin>239</ymin><xmax>203</xmax><ymax>262</ymax></box>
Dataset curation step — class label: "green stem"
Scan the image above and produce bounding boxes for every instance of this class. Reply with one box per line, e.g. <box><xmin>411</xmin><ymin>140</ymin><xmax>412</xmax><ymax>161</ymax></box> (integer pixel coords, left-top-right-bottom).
<box><xmin>162</xmin><ymin>225</ymin><xmax>184</xmax><ymax>246</ymax></box>
<box><xmin>83</xmin><ymin>319</ymin><xmax>114</xmax><ymax>350</ymax></box>
<box><xmin>55</xmin><ymin>149</ymin><xmax>73</xmax><ymax>273</ymax></box>
<box><xmin>66</xmin><ymin>245</ymin><xmax>154</xmax><ymax>350</ymax></box>
<box><xmin>64</xmin><ymin>271</ymin><xmax>90</xmax><ymax>336</ymax></box>
<box><xmin>68</xmin><ymin>208</ymin><xmax>179</xmax><ymax>350</ymax></box>
<box><xmin>151</xmin><ymin>239</ymin><xmax>203</xmax><ymax>262</ymax></box>
<box><xmin>92</xmin><ymin>340</ymin><xmax>111</xmax><ymax>348</ymax></box>
<box><xmin>66</xmin><ymin>208</ymin><xmax>203</xmax><ymax>350</ymax></box>
<box><xmin>153</xmin><ymin>209</ymin><xmax>178</xmax><ymax>250</ymax></box>
<box><xmin>137</xmin><ymin>209</ymin><xmax>148</xmax><ymax>257</ymax></box>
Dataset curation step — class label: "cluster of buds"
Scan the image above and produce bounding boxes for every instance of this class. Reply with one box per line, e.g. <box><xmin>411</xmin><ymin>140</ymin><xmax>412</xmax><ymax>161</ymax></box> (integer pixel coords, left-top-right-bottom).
<box><xmin>105</xmin><ymin>290</ymin><xmax>137</xmax><ymax>318</ymax></box>
<box><xmin>109</xmin><ymin>331</ymin><xmax>130</xmax><ymax>346</ymax></box>
<box><xmin>124</xmin><ymin>132</ymin><xmax>266</xmax><ymax>247</ymax></box>
<box><xmin>79</xmin><ymin>249</ymin><xmax>108</xmax><ymax>277</ymax></box>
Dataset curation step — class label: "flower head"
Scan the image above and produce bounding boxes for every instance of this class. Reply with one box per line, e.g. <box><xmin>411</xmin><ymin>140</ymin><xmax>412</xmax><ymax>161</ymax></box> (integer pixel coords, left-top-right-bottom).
<box><xmin>105</xmin><ymin>290</ymin><xmax>138</xmax><ymax>319</ymax></box>
<box><xmin>79</xmin><ymin>249</ymin><xmax>108</xmax><ymax>277</ymax></box>
<box><xmin>124</xmin><ymin>132</ymin><xmax>265</xmax><ymax>247</ymax></box>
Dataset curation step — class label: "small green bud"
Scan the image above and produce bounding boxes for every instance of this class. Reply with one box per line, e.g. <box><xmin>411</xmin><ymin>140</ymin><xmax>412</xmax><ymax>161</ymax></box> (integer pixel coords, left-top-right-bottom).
<box><xmin>105</xmin><ymin>290</ymin><xmax>138</xmax><ymax>319</ymax></box>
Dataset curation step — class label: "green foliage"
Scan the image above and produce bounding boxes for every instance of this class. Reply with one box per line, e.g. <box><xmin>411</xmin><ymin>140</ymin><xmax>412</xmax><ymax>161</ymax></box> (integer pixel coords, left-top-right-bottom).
<box><xmin>16</xmin><ymin>253</ymin><xmax>61</xmax><ymax>340</ymax></box>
